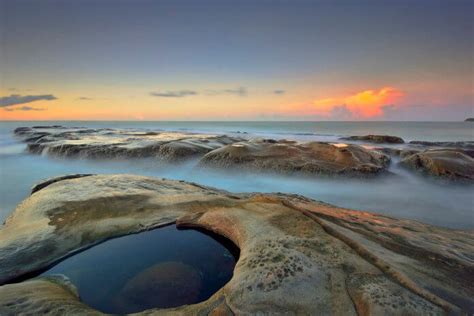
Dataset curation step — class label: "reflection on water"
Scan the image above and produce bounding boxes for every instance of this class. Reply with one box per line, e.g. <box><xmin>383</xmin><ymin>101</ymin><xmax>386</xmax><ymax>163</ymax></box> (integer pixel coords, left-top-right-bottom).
<box><xmin>40</xmin><ymin>225</ymin><xmax>239</xmax><ymax>314</ymax></box>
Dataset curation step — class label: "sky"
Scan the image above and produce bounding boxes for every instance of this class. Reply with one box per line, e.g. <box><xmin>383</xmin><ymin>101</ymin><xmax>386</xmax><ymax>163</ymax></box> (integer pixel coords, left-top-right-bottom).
<box><xmin>0</xmin><ymin>0</ymin><xmax>473</xmax><ymax>121</ymax></box>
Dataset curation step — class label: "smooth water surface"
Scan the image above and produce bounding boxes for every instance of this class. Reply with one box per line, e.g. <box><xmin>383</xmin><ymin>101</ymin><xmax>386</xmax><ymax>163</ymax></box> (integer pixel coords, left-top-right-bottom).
<box><xmin>40</xmin><ymin>225</ymin><xmax>239</xmax><ymax>314</ymax></box>
<box><xmin>0</xmin><ymin>121</ymin><xmax>473</xmax><ymax>229</ymax></box>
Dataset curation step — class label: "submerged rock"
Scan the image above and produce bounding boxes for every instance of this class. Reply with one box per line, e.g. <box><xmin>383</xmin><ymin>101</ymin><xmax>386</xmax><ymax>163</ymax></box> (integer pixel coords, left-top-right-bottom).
<box><xmin>0</xmin><ymin>175</ymin><xmax>472</xmax><ymax>314</ymax></box>
<box><xmin>13</xmin><ymin>126</ymin><xmax>243</xmax><ymax>161</ymax></box>
<box><xmin>199</xmin><ymin>140</ymin><xmax>391</xmax><ymax>177</ymax></box>
<box><xmin>340</xmin><ymin>135</ymin><xmax>405</xmax><ymax>144</ymax></box>
<box><xmin>409</xmin><ymin>140</ymin><xmax>474</xmax><ymax>150</ymax></box>
<box><xmin>400</xmin><ymin>150</ymin><xmax>474</xmax><ymax>181</ymax></box>
<box><xmin>115</xmin><ymin>262</ymin><xmax>201</xmax><ymax>312</ymax></box>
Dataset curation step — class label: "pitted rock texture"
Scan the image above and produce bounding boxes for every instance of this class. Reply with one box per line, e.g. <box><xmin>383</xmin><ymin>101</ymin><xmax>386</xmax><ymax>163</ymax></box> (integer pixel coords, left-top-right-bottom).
<box><xmin>340</xmin><ymin>135</ymin><xmax>405</xmax><ymax>144</ymax></box>
<box><xmin>199</xmin><ymin>139</ymin><xmax>391</xmax><ymax>177</ymax></box>
<box><xmin>0</xmin><ymin>175</ymin><xmax>472</xmax><ymax>315</ymax></box>
<box><xmin>14</xmin><ymin>126</ymin><xmax>243</xmax><ymax>161</ymax></box>
<box><xmin>400</xmin><ymin>150</ymin><xmax>474</xmax><ymax>181</ymax></box>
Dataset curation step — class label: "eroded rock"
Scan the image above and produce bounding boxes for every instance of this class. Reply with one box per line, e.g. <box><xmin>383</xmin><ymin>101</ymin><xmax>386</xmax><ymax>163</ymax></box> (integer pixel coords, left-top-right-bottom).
<box><xmin>0</xmin><ymin>175</ymin><xmax>472</xmax><ymax>314</ymax></box>
<box><xmin>14</xmin><ymin>126</ymin><xmax>243</xmax><ymax>161</ymax></box>
<box><xmin>199</xmin><ymin>140</ymin><xmax>391</xmax><ymax>177</ymax></box>
<box><xmin>400</xmin><ymin>150</ymin><xmax>474</xmax><ymax>181</ymax></box>
<box><xmin>340</xmin><ymin>135</ymin><xmax>405</xmax><ymax>144</ymax></box>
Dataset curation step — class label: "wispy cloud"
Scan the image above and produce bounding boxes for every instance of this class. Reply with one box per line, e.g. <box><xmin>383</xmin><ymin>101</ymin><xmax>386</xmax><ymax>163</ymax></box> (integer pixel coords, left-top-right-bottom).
<box><xmin>150</xmin><ymin>90</ymin><xmax>198</xmax><ymax>98</ymax></box>
<box><xmin>4</xmin><ymin>106</ymin><xmax>45</xmax><ymax>111</ymax></box>
<box><xmin>0</xmin><ymin>94</ymin><xmax>57</xmax><ymax>107</ymax></box>
<box><xmin>149</xmin><ymin>86</ymin><xmax>284</xmax><ymax>98</ymax></box>
<box><xmin>77</xmin><ymin>97</ymin><xmax>93</xmax><ymax>100</ymax></box>
<box><xmin>204</xmin><ymin>87</ymin><xmax>248</xmax><ymax>97</ymax></box>
<box><xmin>150</xmin><ymin>87</ymin><xmax>250</xmax><ymax>98</ymax></box>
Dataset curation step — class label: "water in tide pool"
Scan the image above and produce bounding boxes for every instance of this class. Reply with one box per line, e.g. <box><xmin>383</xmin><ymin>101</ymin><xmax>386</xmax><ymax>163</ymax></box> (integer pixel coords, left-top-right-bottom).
<box><xmin>40</xmin><ymin>225</ymin><xmax>239</xmax><ymax>314</ymax></box>
<box><xmin>0</xmin><ymin>121</ymin><xmax>473</xmax><ymax>229</ymax></box>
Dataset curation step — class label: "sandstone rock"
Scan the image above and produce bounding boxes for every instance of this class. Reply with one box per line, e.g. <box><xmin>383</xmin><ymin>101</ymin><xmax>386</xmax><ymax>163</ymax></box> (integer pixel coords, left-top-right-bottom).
<box><xmin>31</xmin><ymin>174</ymin><xmax>93</xmax><ymax>194</ymax></box>
<box><xmin>400</xmin><ymin>150</ymin><xmax>474</xmax><ymax>181</ymax></box>
<box><xmin>0</xmin><ymin>175</ymin><xmax>472</xmax><ymax>314</ymax></box>
<box><xmin>199</xmin><ymin>140</ymin><xmax>391</xmax><ymax>177</ymax></box>
<box><xmin>340</xmin><ymin>135</ymin><xmax>405</xmax><ymax>144</ymax></box>
<box><xmin>0</xmin><ymin>275</ymin><xmax>102</xmax><ymax>315</ymax></box>
<box><xmin>13</xmin><ymin>126</ymin><xmax>243</xmax><ymax>161</ymax></box>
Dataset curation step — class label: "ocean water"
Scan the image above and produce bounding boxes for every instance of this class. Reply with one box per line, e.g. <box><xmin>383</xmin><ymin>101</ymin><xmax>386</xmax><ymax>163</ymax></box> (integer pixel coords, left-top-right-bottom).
<box><xmin>0</xmin><ymin>121</ymin><xmax>473</xmax><ymax>229</ymax></box>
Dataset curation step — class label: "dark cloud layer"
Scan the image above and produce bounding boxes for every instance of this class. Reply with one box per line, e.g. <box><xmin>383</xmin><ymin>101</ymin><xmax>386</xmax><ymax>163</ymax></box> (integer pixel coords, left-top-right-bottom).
<box><xmin>150</xmin><ymin>90</ymin><xmax>198</xmax><ymax>98</ymax></box>
<box><xmin>0</xmin><ymin>94</ymin><xmax>57</xmax><ymax>107</ymax></box>
<box><xmin>273</xmin><ymin>90</ymin><xmax>285</xmax><ymax>95</ymax></box>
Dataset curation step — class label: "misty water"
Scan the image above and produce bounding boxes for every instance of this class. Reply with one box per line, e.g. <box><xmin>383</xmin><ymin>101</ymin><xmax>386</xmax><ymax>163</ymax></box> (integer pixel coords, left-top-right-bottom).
<box><xmin>40</xmin><ymin>225</ymin><xmax>238</xmax><ymax>314</ymax></box>
<box><xmin>0</xmin><ymin>121</ymin><xmax>473</xmax><ymax>229</ymax></box>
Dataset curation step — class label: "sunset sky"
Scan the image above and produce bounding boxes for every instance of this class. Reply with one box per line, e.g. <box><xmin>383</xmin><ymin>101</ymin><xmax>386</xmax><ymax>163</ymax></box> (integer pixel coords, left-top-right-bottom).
<box><xmin>0</xmin><ymin>0</ymin><xmax>473</xmax><ymax>121</ymax></box>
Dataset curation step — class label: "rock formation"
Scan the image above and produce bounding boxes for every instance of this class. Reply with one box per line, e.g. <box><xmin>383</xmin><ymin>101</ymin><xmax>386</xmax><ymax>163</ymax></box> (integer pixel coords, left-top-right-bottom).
<box><xmin>0</xmin><ymin>175</ymin><xmax>472</xmax><ymax>315</ymax></box>
<box><xmin>400</xmin><ymin>150</ymin><xmax>474</xmax><ymax>181</ymax></box>
<box><xmin>13</xmin><ymin>126</ymin><xmax>243</xmax><ymax>161</ymax></box>
<box><xmin>340</xmin><ymin>135</ymin><xmax>405</xmax><ymax>144</ymax></box>
<box><xmin>199</xmin><ymin>139</ymin><xmax>391</xmax><ymax>177</ymax></box>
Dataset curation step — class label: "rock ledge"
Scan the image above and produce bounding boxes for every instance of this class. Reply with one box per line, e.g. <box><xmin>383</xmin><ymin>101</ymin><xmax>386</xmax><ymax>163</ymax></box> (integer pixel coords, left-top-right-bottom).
<box><xmin>0</xmin><ymin>175</ymin><xmax>472</xmax><ymax>315</ymax></box>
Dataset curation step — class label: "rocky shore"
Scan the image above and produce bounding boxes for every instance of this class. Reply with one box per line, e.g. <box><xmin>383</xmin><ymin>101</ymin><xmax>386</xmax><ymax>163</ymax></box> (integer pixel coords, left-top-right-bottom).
<box><xmin>399</xmin><ymin>150</ymin><xmax>474</xmax><ymax>181</ymax></box>
<box><xmin>199</xmin><ymin>139</ymin><xmax>391</xmax><ymax>177</ymax></box>
<box><xmin>13</xmin><ymin>126</ymin><xmax>243</xmax><ymax>161</ymax></box>
<box><xmin>340</xmin><ymin>134</ymin><xmax>405</xmax><ymax>144</ymax></box>
<box><xmin>0</xmin><ymin>175</ymin><xmax>472</xmax><ymax>314</ymax></box>
<box><xmin>13</xmin><ymin>126</ymin><xmax>474</xmax><ymax>182</ymax></box>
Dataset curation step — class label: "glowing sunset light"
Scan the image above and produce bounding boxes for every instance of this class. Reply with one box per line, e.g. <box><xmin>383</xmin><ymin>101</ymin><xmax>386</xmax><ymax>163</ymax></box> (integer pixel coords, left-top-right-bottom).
<box><xmin>313</xmin><ymin>87</ymin><xmax>404</xmax><ymax>118</ymax></box>
<box><xmin>0</xmin><ymin>1</ymin><xmax>472</xmax><ymax>121</ymax></box>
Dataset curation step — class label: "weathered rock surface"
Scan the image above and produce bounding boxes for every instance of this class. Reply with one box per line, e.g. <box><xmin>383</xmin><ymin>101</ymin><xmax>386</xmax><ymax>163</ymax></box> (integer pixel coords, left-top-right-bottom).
<box><xmin>400</xmin><ymin>150</ymin><xmax>474</xmax><ymax>181</ymax></box>
<box><xmin>0</xmin><ymin>274</ymin><xmax>101</xmax><ymax>315</ymax></box>
<box><xmin>0</xmin><ymin>175</ymin><xmax>472</xmax><ymax>315</ymax></box>
<box><xmin>340</xmin><ymin>135</ymin><xmax>405</xmax><ymax>144</ymax></box>
<box><xmin>199</xmin><ymin>139</ymin><xmax>391</xmax><ymax>177</ymax></box>
<box><xmin>14</xmin><ymin>126</ymin><xmax>243</xmax><ymax>161</ymax></box>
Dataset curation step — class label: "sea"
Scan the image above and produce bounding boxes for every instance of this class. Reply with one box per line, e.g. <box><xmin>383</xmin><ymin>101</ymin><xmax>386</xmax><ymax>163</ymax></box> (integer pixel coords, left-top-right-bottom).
<box><xmin>0</xmin><ymin>121</ymin><xmax>473</xmax><ymax>229</ymax></box>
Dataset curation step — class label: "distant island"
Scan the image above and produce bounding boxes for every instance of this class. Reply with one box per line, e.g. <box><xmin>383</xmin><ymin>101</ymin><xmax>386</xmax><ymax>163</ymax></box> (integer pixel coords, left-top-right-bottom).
<box><xmin>465</xmin><ymin>118</ymin><xmax>474</xmax><ymax>122</ymax></box>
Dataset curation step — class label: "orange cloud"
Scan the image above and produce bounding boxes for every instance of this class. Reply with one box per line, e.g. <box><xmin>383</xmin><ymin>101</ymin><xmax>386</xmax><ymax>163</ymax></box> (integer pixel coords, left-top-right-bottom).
<box><xmin>312</xmin><ymin>87</ymin><xmax>404</xmax><ymax>118</ymax></box>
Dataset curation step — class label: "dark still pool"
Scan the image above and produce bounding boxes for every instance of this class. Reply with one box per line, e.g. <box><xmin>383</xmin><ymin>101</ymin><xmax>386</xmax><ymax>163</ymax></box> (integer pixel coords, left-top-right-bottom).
<box><xmin>40</xmin><ymin>225</ymin><xmax>239</xmax><ymax>314</ymax></box>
